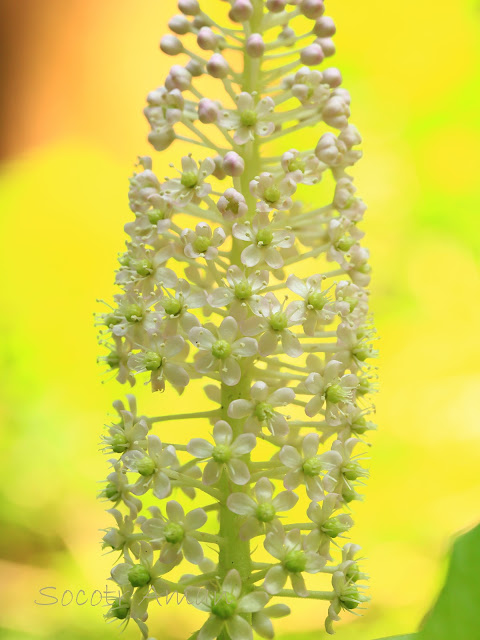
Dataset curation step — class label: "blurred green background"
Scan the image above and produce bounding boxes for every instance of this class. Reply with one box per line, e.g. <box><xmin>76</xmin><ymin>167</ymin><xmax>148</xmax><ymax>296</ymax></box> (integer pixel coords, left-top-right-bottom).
<box><xmin>0</xmin><ymin>0</ymin><xmax>479</xmax><ymax>638</ymax></box>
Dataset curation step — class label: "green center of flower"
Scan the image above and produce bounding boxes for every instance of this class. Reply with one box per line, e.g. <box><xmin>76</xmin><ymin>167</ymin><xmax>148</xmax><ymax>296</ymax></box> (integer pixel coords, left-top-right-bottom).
<box><xmin>342</xmin><ymin>487</ymin><xmax>356</xmax><ymax>503</ymax></box>
<box><xmin>302</xmin><ymin>455</ymin><xmax>323</xmax><ymax>477</ymax></box>
<box><xmin>104</xmin><ymin>482</ymin><xmax>120</xmax><ymax>501</ymax></box>
<box><xmin>308</xmin><ymin>291</ymin><xmax>327</xmax><ymax>310</ymax></box>
<box><xmin>212</xmin><ymin>444</ymin><xmax>232</xmax><ymax>463</ymax></box>
<box><xmin>137</xmin><ymin>455</ymin><xmax>156</xmax><ymax>476</ymax></box>
<box><xmin>343</xmin><ymin>462</ymin><xmax>362</xmax><ymax>481</ymax></box>
<box><xmin>212</xmin><ymin>339</ymin><xmax>232</xmax><ymax>360</ymax></box>
<box><xmin>254</xmin><ymin>402</ymin><xmax>274</xmax><ymax>422</ymax></box>
<box><xmin>181</xmin><ymin>171</ymin><xmax>198</xmax><ymax>188</ymax></box>
<box><xmin>111</xmin><ymin>433</ymin><xmax>128</xmax><ymax>453</ymax></box>
<box><xmin>325</xmin><ymin>384</ymin><xmax>350</xmax><ymax>404</ymax></box>
<box><xmin>269</xmin><ymin>312</ymin><xmax>288</xmax><ymax>332</ymax></box>
<box><xmin>148</xmin><ymin>209</ymin><xmax>166</xmax><ymax>224</ymax></box>
<box><xmin>321</xmin><ymin>516</ymin><xmax>351</xmax><ymax>538</ymax></box>
<box><xmin>353</xmin><ymin>346</ymin><xmax>370</xmax><ymax>362</ymax></box>
<box><xmin>356</xmin><ymin>377</ymin><xmax>372</xmax><ymax>396</ymax></box>
<box><xmin>227</xmin><ymin>200</ymin><xmax>239</xmax><ymax>214</ymax></box>
<box><xmin>346</xmin><ymin>562</ymin><xmax>361</xmax><ymax>582</ymax></box>
<box><xmin>288</xmin><ymin>158</ymin><xmax>306</xmax><ymax>173</ymax></box>
<box><xmin>256</xmin><ymin>502</ymin><xmax>276</xmax><ymax>523</ymax></box>
<box><xmin>163</xmin><ymin>522</ymin><xmax>185</xmax><ymax>544</ymax></box>
<box><xmin>240</xmin><ymin>109</ymin><xmax>258</xmax><ymax>127</ymax></box>
<box><xmin>263</xmin><ymin>186</ymin><xmax>281</xmax><ymax>204</ymax></box>
<box><xmin>135</xmin><ymin>259</ymin><xmax>153</xmax><ymax>277</ymax></box>
<box><xmin>284</xmin><ymin>550</ymin><xmax>307</xmax><ymax>573</ymax></box>
<box><xmin>211</xmin><ymin>593</ymin><xmax>238</xmax><ymax>619</ymax></box>
<box><xmin>193</xmin><ymin>235</ymin><xmax>211</xmax><ymax>254</ymax></box>
<box><xmin>124</xmin><ymin>304</ymin><xmax>144</xmax><ymax>323</ymax></box>
<box><xmin>336</xmin><ymin>236</ymin><xmax>355</xmax><ymax>252</ymax></box>
<box><xmin>110</xmin><ymin>597</ymin><xmax>130</xmax><ymax>620</ymax></box>
<box><xmin>127</xmin><ymin>564</ymin><xmax>151</xmax><ymax>588</ymax></box>
<box><xmin>256</xmin><ymin>228</ymin><xmax>273</xmax><ymax>246</ymax></box>
<box><xmin>340</xmin><ymin>585</ymin><xmax>361</xmax><ymax>610</ymax></box>
<box><xmin>352</xmin><ymin>416</ymin><xmax>367</xmax><ymax>434</ymax></box>
<box><xmin>343</xmin><ymin>295</ymin><xmax>358</xmax><ymax>312</ymax></box>
<box><xmin>163</xmin><ymin>298</ymin><xmax>182</xmax><ymax>316</ymax></box>
<box><xmin>104</xmin><ymin>314</ymin><xmax>121</xmax><ymax>327</ymax></box>
<box><xmin>234</xmin><ymin>281</ymin><xmax>252</xmax><ymax>300</ymax></box>
<box><xmin>106</xmin><ymin>352</ymin><xmax>121</xmax><ymax>368</ymax></box>
<box><xmin>144</xmin><ymin>351</ymin><xmax>163</xmax><ymax>371</ymax></box>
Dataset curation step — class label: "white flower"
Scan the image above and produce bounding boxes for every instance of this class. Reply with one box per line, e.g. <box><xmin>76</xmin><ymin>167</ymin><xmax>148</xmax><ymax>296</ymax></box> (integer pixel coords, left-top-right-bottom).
<box><xmin>305</xmin><ymin>493</ymin><xmax>354</xmax><ymax>557</ymax></box>
<box><xmin>102</xmin><ymin>409</ymin><xmax>149</xmax><ymax>455</ymax></box>
<box><xmin>145</xmin><ymin>86</ymin><xmax>185</xmax><ymax>125</ymax></box>
<box><xmin>102</xmin><ymin>508</ymin><xmax>140</xmax><ymax>555</ymax></box>
<box><xmin>187</xmin><ymin>420</ymin><xmax>256</xmax><ymax>485</ymax></box>
<box><xmin>279</xmin><ymin>433</ymin><xmax>342</xmax><ymax>500</ymax></box>
<box><xmin>158</xmin><ymin>278</ymin><xmax>206</xmax><ymax>335</ymax></box>
<box><xmin>263</xmin><ymin>528</ymin><xmax>326</xmax><ymax>596</ymax></box>
<box><xmin>123</xmin><ymin>434</ymin><xmax>177</xmax><ymax>499</ymax></box>
<box><xmin>207</xmin><ymin>265</ymin><xmax>268</xmax><ymax>318</ymax></box>
<box><xmin>287</xmin><ymin>274</ymin><xmax>336</xmax><ymax>336</ymax></box>
<box><xmin>219</xmin><ymin>92</ymin><xmax>275</xmax><ymax>145</ymax></box>
<box><xmin>335</xmin><ymin>323</ymin><xmax>377</xmax><ymax>371</ymax></box>
<box><xmin>141</xmin><ymin>501</ymin><xmax>207</xmax><ymax>565</ymax></box>
<box><xmin>290</xmin><ymin>67</ymin><xmax>330</xmax><ymax>106</ymax></box>
<box><xmin>233</xmin><ymin>214</ymin><xmax>295</xmax><ymax>269</ymax></box>
<box><xmin>227</xmin><ymin>477</ymin><xmax>298</xmax><ymax>539</ymax></box>
<box><xmin>101</xmin><ymin>459</ymin><xmax>142</xmax><ymax>517</ymax></box>
<box><xmin>228</xmin><ymin>381</ymin><xmax>294</xmax><ymax>436</ymax></box>
<box><xmin>162</xmin><ymin>156</ymin><xmax>215</xmax><ymax>204</ymax></box>
<box><xmin>182</xmin><ymin>222</ymin><xmax>226</xmax><ymax>260</ymax></box>
<box><xmin>185</xmin><ymin>569</ymin><xmax>270</xmax><ymax>640</ymax></box>
<box><xmin>241</xmin><ymin>293</ymin><xmax>304</xmax><ymax>358</ymax></box>
<box><xmin>304</xmin><ymin>359</ymin><xmax>358</xmax><ymax>423</ymax></box>
<box><xmin>281</xmin><ymin>148</ymin><xmax>324</xmax><ymax>185</ymax></box>
<box><xmin>250</xmin><ymin>172</ymin><xmax>297</xmax><ymax>213</ymax></box>
<box><xmin>217</xmin><ymin>188</ymin><xmax>248</xmax><ymax>221</ymax></box>
<box><xmin>112</xmin><ymin>293</ymin><xmax>162</xmax><ymax>340</ymax></box>
<box><xmin>115</xmin><ymin>243</ymin><xmax>177</xmax><ymax>295</ymax></box>
<box><xmin>189</xmin><ymin>316</ymin><xmax>257</xmax><ymax>386</ymax></box>
<box><xmin>325</xmin><ymin>570</ymin><xmax>369</xmax><ymax>634</ymax></box>
<box><xmin>325</xmin><ymin>437</ymin><xmax>368</xmax><ymax>495</ymax></box>
<box><xmin>128</xmin><ymin>335</ymin><xmax>189</xmax><ymax>392</ymax></box>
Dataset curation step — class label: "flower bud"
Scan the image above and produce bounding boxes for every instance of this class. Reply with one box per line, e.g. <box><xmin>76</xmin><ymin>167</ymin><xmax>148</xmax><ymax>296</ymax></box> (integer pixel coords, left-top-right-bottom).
<box><xmin>148</xmin><ymin>127</ymin><xmax>175</xmax><ymax>151</ymax></box>
<box><xmin>323</xmin><ymin>96</ymin><xmax>350</xmax><ymax>129</ymax></box>
<box><xmin>300</xmin><ymin>44</ymin><xmax>325</xmax><ymax>66</ymax></box>
<box><xmin>192</xmin><ymin>15</ymin><xmax>208</xmax><ymax>29</ymax></box>
<box><xmin>279</xmin><ymin>26</ymin><xmax>296</xmax><ymax>46</ymax></box>
<box><xmin>266</xmin><ymin>0</ymin><xmax>287</xmax><ymax>12</ymax></box>
<box><xmin>223</xmin><ymin>151</ymin><xmax>245</xmax><ymax>177</ymax></box>
<box><xmin>322</xmin><ymin>66</ymin><xmax>342</xmax><ymax>88</ymax></box>
<box><xmin>160</xmin><ymin>35</ymin><xmax>183</xmax><ymax>56</ymax></box>
<box><xmin>198</xmin><ymin>98</ymin><xmax>219</xmax><ymax>123</ymax></box>
<box><xmin>168</xmin><ymin>15</ymin><xmax>191</xmax><ymax>35</ymax></box>
<box><xmin>316</xmin><ymin>37</ymin><xmax>336</xmax><ymax>57</ymax></box>
<box><xmin>206</xmin><ymin>54</ymin><xmax>229</xmax><ymax>78</ymax></box>
<box><xmin>229</xmin><ymin>0</ymin><xmax>254</xmax><ymax>22</ymax></box>
<box><xmin>166</xmin><ymin>65</ymin><xmax>192</xmax><ymax>91</ymax></box>
<box><xmin>339</xmin><ymin>124</ymin><xmax>362</xmax><ymax>148</ymax></box>
<box><xmin>186</xmin><ymin>59</ymin><xmax>204</xmax><ymax>77</ymax></box>
<box><xmin>217</xmin><ymin>188</ymin><xmax>248</xmax><ymax>220</ymax></box>
<box><xmin>197</xmin><ymin>27</ymin><xmax>218</xmax><ymax>50</ymax></box>
<box><xmin>212</xmin><ymin>155</ymin><xmax>227</xmax><ymax>180</ymax></box>
<box><xmin>314</xmin><ymin>15</ymin><xmax>336</xmax><ymax>37</ymax></box>
<box><xmin>178</xmin><ymin>0</ymin><xmax>200</xmax><ymax>16</ymax></box>
<box><xmin>128</xmin><ymin>564</ymin><xmax>151</xmax><ymax>587</ymax></box>
<box><xmin>300</xmin><ymin>0</ymin><xmax>325</xmax><ymax>19</ymax></box>
<box><xmin>246</xmin><ymin>34</ymin><xmax>265</xmax><ymax>58</ymax></box>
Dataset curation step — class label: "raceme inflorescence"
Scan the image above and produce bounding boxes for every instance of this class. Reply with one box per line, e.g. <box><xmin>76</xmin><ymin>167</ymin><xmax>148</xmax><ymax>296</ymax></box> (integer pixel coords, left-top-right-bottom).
<box><xmin>97</xmin><ymin>1</ymin><xmax>377</xmax><ymax>638</ymax></box>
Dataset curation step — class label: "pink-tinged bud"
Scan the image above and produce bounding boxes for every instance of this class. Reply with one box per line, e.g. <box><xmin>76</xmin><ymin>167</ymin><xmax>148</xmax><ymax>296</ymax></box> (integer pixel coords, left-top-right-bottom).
<box><xmin>223</xmin><ymin>151</ymin><xmax>245</xmax><ymax>177</ymax></box>
<box><xmin>186</xmin><ymin>59</ymin><xmax>204</xmax><ymax>77</ymax></box>
<box><xmin>198</xmin><ymin>98</ymin><xmax>219</xmax><ymax>124</ymax></box>
<box><xmin>316</xmin><ymin>37</ymin><xmax>336</xmax><ymax>57</ymax></box>
<box><xmin>206</xmin><ymin>54</ymin><xmax>229</xmax><ymax>78</ymax></box>
<box><xmin>169</xmin><ymin>15</ymin><xmax>191</xmax><ymax>35</ymax></box>
<box><xmin>246</xmin><ymin>34</ymin><xmax>265</xmax><ymax>58</ymax></box>
<box><xmin>300</xmin><ymin>0</ymin><xmax>325</xmax><ymax>19</ymax></box>
<box><xmin>322</xmin><ymin>67</ymin><xmax>342</xmax><ymax>88</ymax></box>
<box><xmin>212</xmin><ymin>155</ymin><xmax>227</xmax><ymax>180</ymax></box>
<box><xmin>160</xmin><ymin>35</ymin><xmax>183</xmax><ymax>56</ymax></box>
<box><xmin>315</xmin><ymin>132</ymin><xmax>346</xmax><ymax>165</ymax></box>
<box><xmin>266</xmin><ymin>0</ymin><xmax>287</xmax><ymax>12</ymax></box>
<box><xmin>229</xmin><ymin>0</ymin><xmax>254</xmax><ymax>22</ymax></box>
<box><xmin>333</xmin><ymin>87</ymin><xmax>351</xmax><ymax>104</ymax></box>
<box><xmin>339</xmin><ymin>124</ymin><xmax>362</xmax><ymax>148</ymax></box>
<box><xmin>279</xmin><ymin>26</ymin><xmax>296</xmax><ymax>46</ymax></box>
<box><xmin>197</xmin><ymin>27</ymin><xmax>218</xmax><ymax>51</ymax></box>
<box><xmin>178</xmin><ymin>0</ymin><xmax>200</xmax><ymax>16</ymax></box>
<box><xmin>300</xmin><ymin>44</ymin><xmax>325</xmax><ymax>66</ymax></box>
<box><xmin>148</xmin><ymin>127</ymin><xmax>175</xmax><ymax>151</ymax></box>
<box><xmin>217</xmin><ymin>188</ymin><xmax>248</xmax><ymax>220</ymax></box>
<box><xmin>166</xmin><ymin>65</ymin><xmax>192</xmax><ymax>91</ymax></box>
<box><xmin>323</xmin><ymin>96</ymin><xmax>350</xmax><ymax>129</ymax></box>
<box><xmin>192</xmin><ymin>15</ymin><xmax>208</xmax><ymax>29</ymax></box>
<box><xmin>314</xmin><ymin>15</ymin><xmax>336</xmax><ymax>37</ymax></box>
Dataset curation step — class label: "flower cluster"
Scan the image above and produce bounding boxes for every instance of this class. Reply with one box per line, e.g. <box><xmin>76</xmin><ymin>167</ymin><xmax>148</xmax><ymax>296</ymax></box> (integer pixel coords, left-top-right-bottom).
<box><xmin>98</xmin><ymin>1</ymin><xmax>376</xmax><ymax>638</ymax></box>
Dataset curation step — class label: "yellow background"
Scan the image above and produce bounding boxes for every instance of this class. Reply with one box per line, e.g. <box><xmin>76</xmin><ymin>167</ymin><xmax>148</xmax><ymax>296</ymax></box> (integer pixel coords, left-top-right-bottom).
<box><xmin>0</xmin><ymin>1</ymin><xmax>479</xmax><ymax>638</ymax></box>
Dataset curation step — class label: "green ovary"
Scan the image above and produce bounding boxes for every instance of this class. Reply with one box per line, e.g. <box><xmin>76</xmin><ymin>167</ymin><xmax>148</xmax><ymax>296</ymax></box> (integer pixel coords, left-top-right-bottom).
<box><xmin>212</xmin><ymin>444</ymin><xmax>232</xmax><ymax>463</ymax></box>
<box><xmin>256</xmin><ymin>502</ymin><xmax>276</xmax><ymax>523</ymax></box>
<box><xmin>256</xmin><ymin>228</ymin><xmax>273</xmax><ymax>246</ymax></box>
<box><xmin>124</xmin><ymin>304</ymin><xmax>144</xmax><ymax>322</ymax></box>
<box><xmin>144</xmin><ymin>351</ymin><xmax>163</xmax><ymax>371</ymax></box>
<box><xmin>308</xmin><ymin>291</ymin><xmax>327</xmax><ymax>310</ymax></box>
<box><xmin>127</xmin><ymin>564</ymin><xmax>151</xmax><ymax>588</ymax></box>
<box><xmin>269</xmin><ymin>312</ymin><xmax>288</xmax><ymax>332</ymax></box>
<box><xmin>263</xmin><ymin>186</ymin><xmax>281</xmax><ymax>204</ymax></box>
<box><xmin>211</xmin><ymin>593</ymin><xmax>238</xmax><ymax>619</ymax></box>
<box><xmin>163</xmin><ymin>298</ymin><xmax>182</xmax><ymax>316</ymax></box>
<box><xmin>137</xmin><ymin>456</ymin><xmax>156</xmax><ymax>476</ymax></box>
<box><xmin>302</xmin><ymin>456</ymin><xmax>323</xmax><ymax>477</ymax></box>
<box><xmin>284</xmin><ymin>550</ymin><xmax>307</xmax><ymax>573</ymax></box>
<box><xmin>181</xmin><ymin>171</ymin><xmax>198</xmax><ymax>188</ymax></box>
<box><xmin>163</xmin><ymin>522</ymin><xmax>185</xmax><ymax>544</ymax></box>
<box><xmin>193</xmin><ymin>235</ymin><xmax>211</xmax><ymax>254</ymax></box>
<box><xmin>239</xmin><ymin>109</ymin><xmax>258</xmax><ymax>127</ymax></box>
<box><xmin>234</xmin><ymin>281</ymin><xmax>252</xmax><ymax>300</ymax></box>
<box><xmin>255</xmin><ymin>402</ymin><xmax>274</xmax><ymax>422</ymax></box>
<box><xmin>212</xmin><ymin>339</ymin><xmax>232</xmax><ymax>359</ymax></box>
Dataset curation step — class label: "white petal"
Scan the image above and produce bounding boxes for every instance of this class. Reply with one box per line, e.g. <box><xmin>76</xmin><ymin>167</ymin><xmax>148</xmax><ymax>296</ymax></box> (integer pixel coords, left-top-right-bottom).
<box><xmin>255</xmin><ymin>477</ymin><xmax>274</xmax><ymax>502</ymax></box>
<box><xmin>164</xmin><ymin>362</ymin><xmax>189</xmax><ymax>388</ymax></box>
<box><xmin>269</xmin><ymin>387</ymin><xmax>295</xmax><ymax>406</ymax></box>
<box><xmin>153</xmin><ymin>472</ymin><xmax>171</xmax><ymax>499</ymax></box>
<box><xmin>166</xmin><ymin>500</ymin><xmax>184</xmax><ymax>523</ymax></box>
<box><xmin>187</xmin><ymin>438</ymin><xmax>214</xmax><ymax>458</ymax></box>
<box><xmin>281</xmin><ymin>331</ymin><xmax>303</xmax><ymax>358</ymax></box>
<box><xmin>221</xmin><ymin>357</ymin><xmax>241</xmax><ymax>386</ymax></box>
<box><xmin>258</xmin><ymin>330</ymin><xmax>278</xmax><ymax>357</ymax></box>
<box><xmin>183</xmin><ymin>536</ymin><xmax>204</xmax><ymax>564</ymax></box>
<box><xmin>226</xmin><ymin>615</ymin><xmax>253</xmax><ymax>640</ymax></box>
<box><xmin>219</xmin><ymin>316</ymin><xmax>238</xmax><ymax>343</ymax></box>
<box><xmin>227</xmin><ymin>493</ymin><xmax>257</xmax><ymax>516</ymax></box>
<box><xmin>305</xmin><ymin>394</ymin><xmax>324</xmax><ymax>418</ymax></box>
<box><xmin>222</xmin><ymin>569</ymin><xmax>242</xmax><ymax>597</ymax></box>
<box><xmin>198</xmin><ymin>616</ymin><xmax>224</xmax><ymax>640</ymax></box>
<box><xmin>226</xmin><ymin>459</ymin><xmax>250</xmax><ymax>485</ymax></box>
<box><xmin>228</xmin><ymin>399</ymin><xmax>254</xmax><ymax>419</ymax></box>
<box><xmin>241</xmin><ymin>243</ymin><xmax>262</xmax><ymax>267</ymax></box>
<box><xmin>238</xmin><ymin>591</ymin><xmax>269</xmax><ymax>613</ymax></box>
<box><xmin>203</xmin><ymin>459</ymin><xmax>221</xmax><ymax>485</ymax></box>
<box><xmin>185</xmin><ymin>507</ymin><xmax>208</xmax><ymax>531</ymax></box>
<box><xmin>302</xmin><ymin>433</ymin><xmax>319</xmax><ymax>458</ymax></box>
<box><xmin>232</xmin><ymin>337</ymin><xmax>258</xmax><ymax>357</ymax></box>
<box><xmin>272</xmin><ymin>490</ymin><xmax>298</xmax><ymax>512</ymax></box>
<box><xmin>231</xmin><ymin>433</ymin><xmax>256</xmax><ymax>455</ymax></box>
<box><xmin>279</xmin><ymin>445</ymin><xmax>302</xmax><ymax>469</ymax></box>
<box><xmin>263</xmin><ymin>565</ymin><xmax>287</xmax><ymax>594</ymax></box>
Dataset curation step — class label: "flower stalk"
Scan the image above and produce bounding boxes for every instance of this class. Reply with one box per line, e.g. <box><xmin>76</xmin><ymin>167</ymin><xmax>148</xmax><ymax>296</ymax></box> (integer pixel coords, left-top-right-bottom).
<box><xmin>97</xmin><ymin>0</ymin><xmax>376</xmax><ymax>638</ymax></box>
